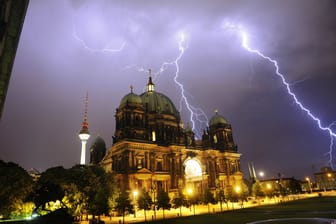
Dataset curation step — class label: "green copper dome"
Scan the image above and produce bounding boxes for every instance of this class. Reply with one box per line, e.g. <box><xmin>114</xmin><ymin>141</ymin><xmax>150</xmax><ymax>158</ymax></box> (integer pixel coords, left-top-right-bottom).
<box><xmin>140</xmin><ymin>91</ymin><xmax>180</xmax><ymax>118</ymax></box>
<box><xmin>118</xmin><ymin>75</ymin><xmax>180</xmax><ymax>119</ymax></box>
<box><xmin>209</xmin><ymin>110</ymin><xmax>228</xmax><ymax>126</ymax></box>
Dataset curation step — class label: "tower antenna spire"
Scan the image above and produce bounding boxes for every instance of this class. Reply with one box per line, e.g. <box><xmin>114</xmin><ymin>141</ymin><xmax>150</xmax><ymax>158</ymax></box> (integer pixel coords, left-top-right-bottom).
<box><xmin>83</xmin><ymin>91</ymin><xmax>89</xmax><ymax>128</ymax></box>
<box><xmin>79</xmin><ymin>91</ymin><xmax>90</xmax><ymax>165</ymax></box>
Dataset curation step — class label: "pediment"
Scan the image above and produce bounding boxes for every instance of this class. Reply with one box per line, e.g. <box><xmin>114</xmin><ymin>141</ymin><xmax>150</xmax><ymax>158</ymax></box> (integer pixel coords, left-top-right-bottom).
<box><xmin>137</xmin><ymin>168</ymin><xmax>152</xmax><ymax>174</ymax></box>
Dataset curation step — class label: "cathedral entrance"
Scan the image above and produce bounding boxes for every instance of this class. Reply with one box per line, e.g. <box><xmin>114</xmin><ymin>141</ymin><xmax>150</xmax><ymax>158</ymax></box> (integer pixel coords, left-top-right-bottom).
<box><xmin>184</xmin><ymin>158</ymin><xmax>203</xmax><ymax>194</ymax></box>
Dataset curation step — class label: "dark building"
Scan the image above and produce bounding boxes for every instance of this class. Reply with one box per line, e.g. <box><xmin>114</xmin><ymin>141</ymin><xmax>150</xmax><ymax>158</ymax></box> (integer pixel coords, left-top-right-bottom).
<box><xmin>101</xmin><ymin>74</ymin><xmax>243</xmax><ymax>198</ymax></box>
<box><xmin>314</xmin><ymin>167</ymin><xmax>336</xmax><ymax>191</ymax></box>
<box><xmin>260</xmin><ymin>177</ymin><xmax>302</xmax><ymax>196</ymax></box>
<box><xmin>0</xmin><ymin>0</ymin><xmax>29</xmax><ymax>118</ymax></box>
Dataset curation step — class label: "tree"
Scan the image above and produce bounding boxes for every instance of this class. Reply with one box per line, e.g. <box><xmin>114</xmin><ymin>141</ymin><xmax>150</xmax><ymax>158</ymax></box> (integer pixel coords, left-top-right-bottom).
<box><xmin>172</xmin><ymin>192</ymin><xmax>187</xmax><ymax>216</ymax></box>
<box><xmin>37</xmin><ymin>166</ymin><xmax>68</xmax><ymax>186</ymax></box>
<box><xmin>32</xmin><ymin>164</ymin><xmax>116</xmax><ymax>221</ymax></box>
<box><xmin>114</xmin><ymin>190</ymin><xmax>134</xmax><ymax>224</ymax></box>
<box><xmin>67</xmin><ymin>165</ymin><xmax>115</xmax><ymax>220</ymax></box>
<box><xmin>0</xmin><ymin>160</ymin><xmax>34</xmax><ymax>219</ymax></box>
<box><xmin>216</xmin><ymin>189</ymin><xmax>226</xmax><ymax>212</ymax></box>
<box><xmin>203</xmin><ymin>189</ymin><xmax>217</xmax><ymax>213</ymax></box>
<box><xmin>156</xmin><ymin>189</ymin><xmax>171</xmax><ymax>219</ymax></box>
<box><xmin>288</xmin><ymin>178</ymin><xmax>302</xmax><ymax>195</ymax></box>
<box><xmin>188</xmin><ymin>191</ymin><xmax>201</xmax><ymax>216</ymax></box>
<box><xmin>89</xmin><ymin>188</ymin><xmax>109</xmax><ymax>220</ymax></box>
<box><xmin>240</xmin><ymin>183</ymin><xmax>250</xmax><ymax>208</ymax></box>
<box><xmin>31</xmin><ymin>166</ymin><xmax>69</xmax><ymax>213</ymax></box>
<box><xmin>252</xmin><ymin>181</ymin><xmax>265</xmax><ymax>203</ymax></box>
<box><xmin>31</xmin><ymin>182</ymin><xmax>66</xmax><ymax>214</ymax></box>
<box><xmin>137</xmin><ymin>188</ymin><xmax>152</xmax><ymax>221</ymax></box>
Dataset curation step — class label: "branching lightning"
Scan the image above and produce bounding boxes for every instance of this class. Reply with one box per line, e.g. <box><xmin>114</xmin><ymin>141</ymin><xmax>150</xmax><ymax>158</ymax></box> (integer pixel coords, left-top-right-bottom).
<box><xmin>172</xmin><ymin>32</ymin><xmax>209</xmax><ymax>138</ymax></box>
<box><xmin>326</xmin><ymin>121</ymin><xmax>336</xmax><ymax>169</ymax></box>
<box><xmin>126</xmin><ymin>32</ymin><xmax>208</xmax><ymax>139</ymax></box>
<box><xmin>72</xmin><ymin>15</ymin><xmax>336</xmax><ymax>162</ymax></box>
<box><xmin>222</xmin><ymin>21</ymin><xmax>336</xmax><ymax>166</ymax></box>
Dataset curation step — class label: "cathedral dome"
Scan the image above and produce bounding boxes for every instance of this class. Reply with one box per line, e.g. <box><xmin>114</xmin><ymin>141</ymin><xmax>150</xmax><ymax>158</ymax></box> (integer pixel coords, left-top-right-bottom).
<box><xmin>119</xmin><ymin>91</ymin><xmax>143</xmax><ymax>108</ymax></box>
<box><xmin>140</xmin><ymin>91</ymin><xmax>180</xmax><ymax>118</ymax></box>
<box><xmin>209</xmin><ymin>110</ymin><xmax>228</xmax><ymax>126</ymax></box>
<box><xmin>138</xmin><ymin>73</ymin><xmax>180</xmax><ymax>119</ymax></box>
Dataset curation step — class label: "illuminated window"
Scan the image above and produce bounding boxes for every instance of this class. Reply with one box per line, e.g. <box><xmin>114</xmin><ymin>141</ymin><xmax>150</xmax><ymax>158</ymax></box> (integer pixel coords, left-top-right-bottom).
<box><xmin>213</xmin><ymin>135</ymin><xmax>217</xmax><ymax>143</ymax></box>
<box><xmin>137</xmin><ymin>158</ymin><xmax>142</xmax><ymax>169</ymax></box>
<box><xmin>152</xmin><ymin>131</ymin><xmax>156</xmax><ymax>141</ymax></box>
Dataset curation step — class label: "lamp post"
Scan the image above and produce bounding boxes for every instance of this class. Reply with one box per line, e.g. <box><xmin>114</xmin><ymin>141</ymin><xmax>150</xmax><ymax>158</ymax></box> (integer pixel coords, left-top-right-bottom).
<box><xmin>133</xmin><ymin>190</ymin><xmax>138</xmax><ymax>218</ymax></box>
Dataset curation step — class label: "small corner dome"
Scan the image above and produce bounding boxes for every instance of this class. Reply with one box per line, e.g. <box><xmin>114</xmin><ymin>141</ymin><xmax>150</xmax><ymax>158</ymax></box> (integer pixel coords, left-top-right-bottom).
<box><xmin>119</xmin><ymin>92</ymin><xmax>143</xmax><ymax>108</ymax></box>
<box><xmin>209</xmin><ymin>110</ymin><xmax>228</xmax><ymax>126</ymax></box>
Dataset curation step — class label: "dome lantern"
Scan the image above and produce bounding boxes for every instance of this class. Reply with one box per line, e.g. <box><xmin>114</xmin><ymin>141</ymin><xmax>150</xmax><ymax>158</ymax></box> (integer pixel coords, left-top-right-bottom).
<box><xmin>146</xmin><ymin>69</ymin><xmax>155</xmax><ymax>92</ymax></box>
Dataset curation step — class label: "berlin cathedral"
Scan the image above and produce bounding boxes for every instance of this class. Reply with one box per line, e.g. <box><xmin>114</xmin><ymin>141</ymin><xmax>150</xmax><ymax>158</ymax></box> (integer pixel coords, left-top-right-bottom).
<box><xmin>92</xmin><ymin>74</ymin><xmax>243</xmax><ymax>198</ymax></box>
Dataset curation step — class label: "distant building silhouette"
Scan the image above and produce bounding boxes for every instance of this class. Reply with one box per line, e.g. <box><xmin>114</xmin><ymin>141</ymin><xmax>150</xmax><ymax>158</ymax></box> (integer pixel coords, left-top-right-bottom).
<box><xmin>90</xmin><ymin>136</ymin><xmax>106</xmax><ymax>165</ymax></box>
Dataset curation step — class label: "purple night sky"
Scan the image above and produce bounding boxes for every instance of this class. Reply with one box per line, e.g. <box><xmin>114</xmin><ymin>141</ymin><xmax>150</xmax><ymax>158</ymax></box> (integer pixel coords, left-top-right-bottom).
<box><xmin>1</xmin><ymin>0</ymin><xmax>336</xmax><ymax>180</ymax></box>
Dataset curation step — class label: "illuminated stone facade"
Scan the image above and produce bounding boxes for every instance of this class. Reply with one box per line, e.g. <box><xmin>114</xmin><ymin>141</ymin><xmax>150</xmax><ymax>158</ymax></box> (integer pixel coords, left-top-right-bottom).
<box><xmin>101</xmin><ymin>75</ymin><xmax>243</xmax><ymax>197</ymax></box>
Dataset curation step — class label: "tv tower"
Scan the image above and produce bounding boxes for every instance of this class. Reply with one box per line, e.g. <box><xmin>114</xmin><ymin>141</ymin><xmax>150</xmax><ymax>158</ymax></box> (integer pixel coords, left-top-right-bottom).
<box><xmin>78</xmin><ymin>92</ymin><xmax>90</xmax><ymax>165</ymax></box>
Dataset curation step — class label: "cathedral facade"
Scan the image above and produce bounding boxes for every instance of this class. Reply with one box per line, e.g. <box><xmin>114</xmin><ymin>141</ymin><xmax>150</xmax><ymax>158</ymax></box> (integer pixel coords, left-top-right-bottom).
<box><xmin>100</xmin><ymin>75</ymin><xmax>243</xmax><ymax>198</ymax></box>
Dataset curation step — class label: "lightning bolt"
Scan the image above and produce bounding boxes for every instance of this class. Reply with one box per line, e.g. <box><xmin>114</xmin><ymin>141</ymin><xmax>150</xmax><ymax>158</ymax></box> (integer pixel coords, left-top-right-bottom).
<box><xmin>326</xmin><ymin>121</ymin><xmax>336</xmax><ymax>169</ymax></box>
<box><xmin>72</xmin><ymin>24</ymin><xmax>126</xmax><ymax>53</ymax></box>
<box><xmin>172</xmin><ymin>32</ymin><xmax>209</xmax><ymax>138</ymax></box>
<box><xmin>222</xmin><ymin>22</ymin><xmax>336</xmax><ymax>166</ymax></box>
<box><xmin>125</xmin><ymin>32</ymin><xmax>208</xmax><ymax>139</ymax></box>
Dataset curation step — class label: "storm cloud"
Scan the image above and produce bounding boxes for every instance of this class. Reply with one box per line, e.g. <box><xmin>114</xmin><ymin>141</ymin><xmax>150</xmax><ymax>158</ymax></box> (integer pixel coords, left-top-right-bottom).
<box><xmin>1</xmin><ymin>0</ymin><xmax>336</xmax><ymax>179</ymax></box>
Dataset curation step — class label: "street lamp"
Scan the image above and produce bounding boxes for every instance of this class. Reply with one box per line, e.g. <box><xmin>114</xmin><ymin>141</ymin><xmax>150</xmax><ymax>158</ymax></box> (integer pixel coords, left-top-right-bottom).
<box><xmin>326</xmin><ymin>173</ymin><xmax>335</xmax><ymax>190</ymax></box>
<box><xmin>235</xmin><ymin>186</ymin><xmax>242</xmax><ymax>208</ymax></box>
<box><xmin>266</xmin><ymin>183</ymin><xmax>271</xmax><ymax>190</ymax></box>
<box><xmin>266</xmin><ymin>183</ymin><xmax>272</xmax><ymax>198</ymax></box>
<box><xmin>133</xmin><ymin>190</ymin><xmax>138</xmax><ymax>218</ymax></box>
<box><xmin>259</xmin><ymin>171</ymin><xmax>264</xmax><ymax>178</ymax></box>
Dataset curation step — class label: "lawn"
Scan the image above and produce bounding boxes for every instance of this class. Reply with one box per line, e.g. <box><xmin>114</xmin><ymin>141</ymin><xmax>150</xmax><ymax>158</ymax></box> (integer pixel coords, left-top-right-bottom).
<box><xmin>138</xmin><ymin>196</ymin><xmax>336</xmax><ymax>224</ymax></box>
